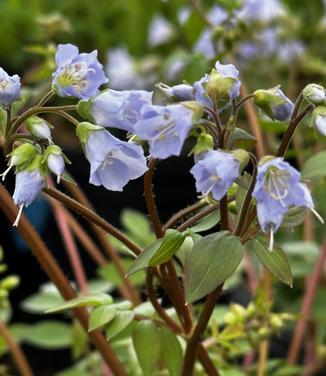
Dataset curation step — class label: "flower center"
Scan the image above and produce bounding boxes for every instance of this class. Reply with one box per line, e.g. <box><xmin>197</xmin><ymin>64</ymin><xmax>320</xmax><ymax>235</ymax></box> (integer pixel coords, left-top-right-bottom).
<box><xmin>101</xmin><ymin>150</ymin><xmax>118</xmax><ymax>169</ymax></box>
<box><xmin>0</xmin><ymin>78</ymin><xmax>11</xmax><ymax>91</ymax></box>
<box><xmin>57</xmin><ymin>62</ymin><xmax>95</xmax><ymax>91</ymax></box>
<box><xmin>263</xmin><ymin>167</ymin><xmax>290</xmax><ymax>206</ymax></box>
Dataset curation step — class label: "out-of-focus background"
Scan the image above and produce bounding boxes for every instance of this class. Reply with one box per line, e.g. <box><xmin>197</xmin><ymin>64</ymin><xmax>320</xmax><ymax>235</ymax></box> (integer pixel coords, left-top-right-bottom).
<box><xmin>1</xmin><ymin>0</ymin><xmax>326</xmax><ymax>375</ymax></box>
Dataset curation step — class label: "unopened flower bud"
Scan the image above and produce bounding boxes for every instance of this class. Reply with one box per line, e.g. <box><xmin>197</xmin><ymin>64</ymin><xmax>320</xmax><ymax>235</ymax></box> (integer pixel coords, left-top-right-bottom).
<box><xmin>257</xmin><ymin>327</ymin><xmax>272</xmax><ymax>339</ymax></box>
<box><xmin>303</xmin><ymin>84</ymin><xmax>325</xmax><ymax>105</ymax></box>
<box><xmin>270</xmin><ymin>315</ymin><xmax>283</xmax><ymax>329</ymax></box>
<box><xmin>43</xmin><ymin>145</ymin><xmax>66</xmax><ymax>184</ymax></box>
<box><xmin>1</xmin><ymin>276</ymin><xmax>20</xmax><ymax>290</ymax></box>
<box><xmin>253</xmin><ymin>86</ymin><xmax>294</xmax><ymax>121</ymax></box>
<box><xmin>26</xmin><ymin>116</ymin><xmax>52</xmax><ymax>141</ymax></box>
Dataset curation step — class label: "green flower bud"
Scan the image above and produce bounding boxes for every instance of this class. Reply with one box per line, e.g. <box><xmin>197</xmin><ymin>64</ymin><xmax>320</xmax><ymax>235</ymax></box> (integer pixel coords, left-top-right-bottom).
<box><xmin>257</xmin><ymin>327</ymin><xmax>272</xmax><ymax>339</ymax></box>
<box><xmin>231</xmin><ymin>303</ymin><xmax>247</xmax><ymax>318</ymax></box>
<box><xmin>190</xmin><ymin>133</ymin><xmax>214</xmax><ymax>156</ymax></box>
<box><xmin>270</xmin><ymin>315</ymin><xmax>283</xmax><ymax>330</ymax></box>
<box><xmin>0</xmin><ymin>289</ymin><xmax>8</xmax><ymax>299</ymax></box>
<box><xmin>77</xmin><ymin>98</ymin><xmax>94</xmax><ymax>120</ymax></box>
<box><xmin>26</xmin><ymin>116</ymin><xmax>52</xmax><ymax>141</ymax></box>
<box><xmin>1</xmin><ymin>275</ymin><xmax>20</xmax><ymax>290</ymax></box>
<box><xmin>302</xmin><ymin>84</ymin><xmax>325</xmax><ymax>105</ymax></box>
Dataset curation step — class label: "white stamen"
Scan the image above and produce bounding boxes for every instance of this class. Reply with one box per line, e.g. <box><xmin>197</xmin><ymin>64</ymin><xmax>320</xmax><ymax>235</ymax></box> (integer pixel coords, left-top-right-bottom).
<box><xmin>0</xmin><ymin>164</ymin><xmax>13</xmax><ymax>181</ymax></box>
<box><xmin>269</xmin><ymin>230</ymin><xmax>274</xmax><ymax>252</ymax></box>
<box><xmin>13</xmin><ymin>205</ymin><xmax>24</xmax><ymax>227</ymax></box>
<box><xmin>311</xmin><ymin>207</ymin><xmax>324</xmax><ymax>224</ymax></box>
<box><xmin>56</xmin><ymin>175</ymin><xmax>61</xmax><ymax>184</ymax></box>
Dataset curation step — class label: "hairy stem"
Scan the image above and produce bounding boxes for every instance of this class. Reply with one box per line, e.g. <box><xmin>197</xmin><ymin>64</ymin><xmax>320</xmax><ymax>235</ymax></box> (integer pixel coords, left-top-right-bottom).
<box><xmin>0</xmin><ymin>320</ymin><xmax>34</xmax><ymax>376</ymax></box>
<box><xmin>0</xmin><ymin>183</ymin><xmax>126</xmax><ymax>376</ymax></box>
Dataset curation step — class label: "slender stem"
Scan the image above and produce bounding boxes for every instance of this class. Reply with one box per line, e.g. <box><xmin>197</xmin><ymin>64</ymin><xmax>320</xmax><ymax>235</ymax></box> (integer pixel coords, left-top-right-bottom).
<box><xmin>62</xmin><ymin>182</ymin><xmax>140</xmax><ymax>305</ymax></box>
<box><xmin>197</xmin><ymin>345</ymin><xmax>219</xmax><ymax>376</ymax></box>
<box><xmin>58</xmin><ymin>110</ymin><xmax>80</xmax><ymax>126</ymax></box>
<box><xmin>5</xmin><ymin>106</ymin><xmax>12</xmax><ymax>137</ymax></box>
<box><xmin>220</xmin><ymin>196</ymin><xmax>229</xmax><ymax>230</ymax></box>
<box><xmin>163</xmin><ymin>200</ymin><xmax>207</xmax><ymax>232</ymax></box>
<box><xmin>234</xmin><ymin>154</ymin><xmax>258</xmax><ymax>237</ymax></box>
<box><xmin>287</xmin><ymin>237</ymin><xmax>326</xmax><ymax>364</ymax></box>
<box><xmin>204</xmin><ymin>107</ymin><xmax>222</xmax><ymax>140</ymax></box>
<box><xmin>258</xmin><ymin>340</ymin><xmax>269</xmax><ymax>376</ymax></box>
<box><xmin>0</xmin><ymin>183</ymin><xmax>126</xmax><ymax>376</ymax></box>
<box><xmin>177</xmin><ymin>203</ymin><xmax>221</xmax><ymax>232</ymax></box>
<box><xmin>0</xmin><ymin>320</ymin><xmax>34</xmax><ymax>376</ymax></box>
<box><xmin>64</xmin><ymin>208</ymin><xmax>107</xmax><ymax>267</ymax></box>
<box><xmin>146</xmin><ymin>269</ymin><xmax>183</xmax><ymax>334</ymax></box>
<box><xmin>181</xmin><ymin>286</ymin><xmax>222</xmax><ymax>376</ymax></box>
<box><xmin>48</xmin><ymin>193</ymin><xmax>89</xmax><ymax>294</ymax></box>
<box><xmin>235</xmin><ymin>94</ymin><xmax>255</xmax><ymax>110</ymax></box>
<box><xmin>43</xmin><ymin>186</ymin><xmax>142</xmax><ymax>256</ymax></box>
<box><xmin>144</xmin><ymin>158</ymin><xmax>163</xmax><ymax>238</ymax></box>
<box><xmin>277</xmin><ymin>104</ymin><xmax>313</xmax><ymax>158</ymax></box>
<box><xmin>36</xmin><ymin>90</ymin><xmax>55</xmax><ymax>107</ymax></box>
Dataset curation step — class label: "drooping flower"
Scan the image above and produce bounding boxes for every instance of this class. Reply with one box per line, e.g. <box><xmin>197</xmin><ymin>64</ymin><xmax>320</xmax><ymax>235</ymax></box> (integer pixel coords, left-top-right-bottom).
<box><xmin>76</xmin><ymin>122</ymin><xmax>147</xmax><ymax>191</ymax></box>
<box><xmin>12</xmin><ymin>154</ymin><xmax>46</xmax><ymax>226</ymax></box>
<box><xmin>194</xmin><ymin>61</ymin><xmax>241</xmax><ymax>110</ymax></box>
<box><xmin>78</xmin><ymin>89</ymin><xmax>152</xmax><ymax>132</ymax></box>
<box><xmin>43</xmin><ymin>145</ymin><xmax>66</xmax><ymax>184</ymax></box>
<box><xmin>237</xmin><ymin>0</ymin><xmax>284</xmax><ymax>23</ymax></box>
<box><xmin>52</xmin><ymin>44</ymin><xmax>108</xmax><ymax>99</ymax></box>
<box><xmin>26</xmin><ymin>116</ymin><xmax>52</xmax><ymax>142</ymax></box>
<box><xmin>311</xmin><ymin>106</ymin><xmax>326</xmax><ymax>136</ymax></box>
<box><xmin>252</xmin><ymin>157</ymin><xmax>320</xmax><ymax>250</ymax></box>
<box><xmin>0</xmin><ymin>68</ymin><xmax>21</xmax><ymax>106</ymax></box>
<box><xmin>133</xmin><ymin>103</ymin><xmax>200</xmax><ymax>159</ymax></box>
<box><xmin>253</xmin><ymin>86</ymin><xmax>294</xmax><ymax>121</ymax></box>
<box><xmin>303</xmin><ymin>84</ymin><xmax>326</xmax><ymax>105</ymax></box>
<box><xmin>190</xmin><ymin>150</ymin><xmax>241</xmax><ymax>200</ymax></box>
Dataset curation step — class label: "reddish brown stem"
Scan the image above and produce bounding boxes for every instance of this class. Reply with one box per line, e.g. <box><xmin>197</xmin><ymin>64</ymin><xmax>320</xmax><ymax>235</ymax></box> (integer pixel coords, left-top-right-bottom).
<box><xmin>0</xmin><ymin>183</ymin><xmax>126</xmax><ymax>376</ymax></box>
<box><xmin>0</xmin><ymin>320</ymin><xmax>34</xmax><ymax>376</ymax></box>
<box><xmin>287</xmin><ymin>237</ymin><xmax>326</xmax><ymax>364</ymax></box>
<box><xmin>62</xmin><ymin>182</ymin><xmax>140</xmax><ymax>305</ymax></box>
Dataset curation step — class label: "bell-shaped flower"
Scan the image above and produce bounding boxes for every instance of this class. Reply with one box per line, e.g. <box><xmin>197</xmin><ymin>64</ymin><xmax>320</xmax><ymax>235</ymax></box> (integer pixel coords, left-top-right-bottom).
<box><xmin>252</xmin><ymin>157</ymin><xmax>321</xmax><ymax>250</ymax></box>
<box><xmin>190</xmin><ymin>150</ymin><xmax>241</xmax><ymax>200</ymax></box>
<box><xmin>12</xmin><ymin>154</ymin><xmax>46</xmax><ymax>226</ymax></box>
<box><xmin>1</xmin><ymin>143</ymin><xmax>38</xmax><ymax>181</ymax></box>
<box><xmin>26</xmin><ymin>116</ymin><xmax>52</xmax><ymax>142</ymax></box>
<box><xmin>303</xmin><ymin>84</ymin><xmax>326</xmax><ymax>105</ymax></box>
<box><xmin>78</xmin><ymin>89</ymin><xmax>152</xmax><ymax>132</ymax></box>
<box><xmin>76</xmin><ymin>122</ymin><xmax>147</xmax><ymax>191</ymax></box>
<box><xmin>194</xmin><ymin>61</ymin><xmax>241</xmax><ymax>111</ymax></box>
<box><xmin>153</xmin><ymin>83</ymin><xmax>194</xmax><ymax>104</ymax></box>
<box><xmin>0</xmin><ymin>68</ymin><xmax>21</xmax><ymax>106</ymax></box>
<box><xmin>312</xmin><ymin>106</ymin><xmax>326</xmax><ymax>136</ymax></box>
<box><xmin>52</xmin><ymin>44</ymin><xmax>108</xmax><ymax>99</ymax></box>
<box><xmin>133</xmin><ymin>103</ymin><xmax>200</xmax><ymax>159</ymax></box>
<box><xmin>253</xmin><ymin>86</ymin><xmax>294</xmax><ymax>121</ymax></box>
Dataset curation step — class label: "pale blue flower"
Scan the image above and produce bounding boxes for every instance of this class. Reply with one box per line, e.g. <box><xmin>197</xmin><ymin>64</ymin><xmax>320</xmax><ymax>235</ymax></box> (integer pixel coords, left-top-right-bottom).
<box><xmin>47</xmin><ymin>154</ymin><xmax>65</xmax><ymax>183</ymax></box>
<box><xmin>84</xmin><ymin>128</ymin><xmax>147</xmax><ymax>191</ymax></box>
<box><xmin>148</xmin><ymin>15</ymin><xmax>174</xmax><ymax>47</ymax></box>
<box><xmin>0</xmin><ymin>68</ymin><xmax>21</xmax><ymax>106</ymax></box>
<box><xmin>134</xmin><ymin>104</ymin><xmax>195</xmax><ymax>159</ymax></box>
<box><xmin>237</xmin><ymin>0</ymin><xmax>284</xmax><ymax>22</ymax></box>
<box><xmin>86</xmin><ymin>89</ymin><xmax>152</xmax><ymax>132</ymax></box>
<box><xmin>190</xmin><ymin>150</ymin><xmax>240</xmax><ymax>200</ymax></box>
<box><xmin>252</xmin><ymin>158</ymin><xmax>316</xmax><ymax>249</ymax></box>
<box><xmin>53</xmin><ymin>44</ymin><xmax>108</xmax><ymax>99</ymax></box>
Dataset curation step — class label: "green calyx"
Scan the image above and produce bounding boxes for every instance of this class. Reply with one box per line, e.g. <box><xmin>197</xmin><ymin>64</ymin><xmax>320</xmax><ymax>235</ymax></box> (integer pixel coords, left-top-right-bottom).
<box><xmin>190</xmin><ymin>132</ymin><xmax>214</xmax><ymax>156</ymax></box>
<box><xmin>231</xmin><ymin>149</ymin><xmax>249</xmax><ymax>170</ymax></box>
<box><xmin>8</xmin><ymin>143</ymin><xmax>38</xmax><ymax>170</ymax></box>
<box><xmin>182</xmin><ymin>101</ymin><xmax>204</xmax><ymax>122</ymax></box>
<box><xmin>258</xmin><ymin>155</ymin><xmax>277</xmax><ymax>166</ymax></box>
<box><xmin>204</xmin><ymin>68</ymin><xmax>236</xmax><ymax>100</ymax></box>
<box><xmin>76</xmin><ymin>122</ymin><xmax>103</xmax><ymax>144</ymax></box>
<box><xmin>23</xmin><ymin>154</ymin><xmax>47</xmax><ymax>176</ymax></box>
<box><xmin>77</xmin><ymin>97</ymin><xmax>95</xmax><ymax>120</ymax></box>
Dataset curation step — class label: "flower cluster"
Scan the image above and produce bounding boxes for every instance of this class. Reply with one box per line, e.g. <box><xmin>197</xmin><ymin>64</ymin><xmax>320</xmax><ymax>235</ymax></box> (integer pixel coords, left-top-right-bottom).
<box><xmin>1</xmin><ymin>42</ymin><xmax>323</xmax><ymax>251</ymax></box>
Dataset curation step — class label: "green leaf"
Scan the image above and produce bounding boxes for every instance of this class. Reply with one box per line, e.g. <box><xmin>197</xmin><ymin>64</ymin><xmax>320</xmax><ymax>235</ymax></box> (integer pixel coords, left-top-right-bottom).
<box><xmin>128</xmin><ymin>230</ymin><xmax>186</xmax><ymax>274</ymax></box>
<box><xmin>160</xmin><ymin>328</ymin><xmax>183</xmax><ymax>376</ymax></box>
<box><xmin>281</xmin><ymin>206</ymin><xmax>307</xmax><ymax>228</ymax></box>
<box><xmin>249</xmin><ymin>238</ymin><xmax>293</xmax><ymax>287</ymax></box>
<box><xmin>105</xmin><ymin>311</ymin><xmax>135</xmax><ymax>341</ymax></box>
<box><xmin>21</xmin><ymin>292</ymin><xmax>64</xmax><ymax>313</ymax></box>
<box><xmin>132</xmin><ymin>320</ymin><xmax>161</xmax><ymax>376</ymax></box>
<box><xmin>23</xmin><ymin>321</ymin><xmax>72</xmax><ymax>349</ymax></box>
<box><xmin>189</xmin><ymin>210</ymin><xmax>220</xmax><ymax>233</ymax></box>
<box><xmin>229</xmin><ymin>128</ymin><xmax>257</xmax><ymax>150</ymax></box>
<box><xmin>148</xmin><ymin>229</ymin><xmax>186</xmax><ymax>266</ymax></box>
<box><xmin>88</xmin><ymin>305</ymin><xmax>117</xmax><ymax>332</ymax></box>
<box><xmin>302</xmin><ymin>150</ymin><xmax>326</xmax><ymax>179</ymax></box>
<box><xmin>46</xmin><ymin>293</ymin><xmax>113</xmax><ymax>313</ymax></box>
<box><xmin>98</xmin><ymin>261</ymin><xmax>145</xmax><ymax>287</ymax></box>
<box><xmin>127</xmin><ymin>239</ymin><xmax>163</xmax><ymax>275</ymax></box>
<box><xmin>185</xmin><ymin>231</ymin><xmax>244</xmax><ymax>303</ymax></box>
<box><xmin>121</xmin><ymin>208</ymin><xmax>154</xmax><ymax>245</ymax></box>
